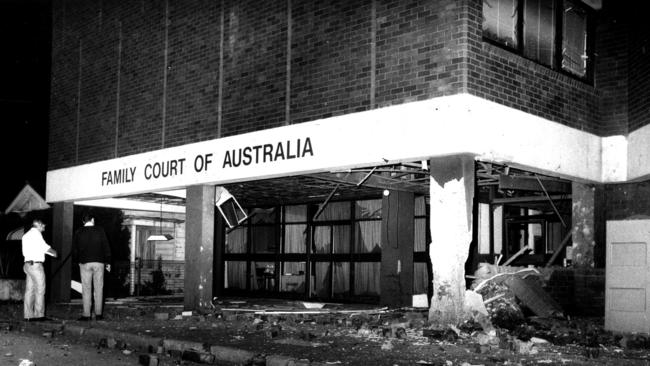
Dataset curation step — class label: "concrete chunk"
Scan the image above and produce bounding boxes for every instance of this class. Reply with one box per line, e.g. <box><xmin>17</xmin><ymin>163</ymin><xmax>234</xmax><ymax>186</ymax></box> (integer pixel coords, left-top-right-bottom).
<box><xmin>209</xmin><ymin>345</ymin><xmax>256</xmax><ymax>364</ymax></box>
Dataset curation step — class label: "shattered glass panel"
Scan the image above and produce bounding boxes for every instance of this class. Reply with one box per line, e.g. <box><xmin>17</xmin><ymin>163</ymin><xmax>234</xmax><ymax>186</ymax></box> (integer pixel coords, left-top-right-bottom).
<box><xmin>483</xmin><ymin>0</ymin><xmax>519</xmax><ymax>48</ymax></box>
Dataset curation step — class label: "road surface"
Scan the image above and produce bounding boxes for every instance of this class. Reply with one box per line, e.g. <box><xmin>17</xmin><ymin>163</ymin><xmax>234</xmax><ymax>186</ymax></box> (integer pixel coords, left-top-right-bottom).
<box><xmin>1</xmin><ymin>327</ymin><xmax>145</xmax><ymax>366</ymax></box>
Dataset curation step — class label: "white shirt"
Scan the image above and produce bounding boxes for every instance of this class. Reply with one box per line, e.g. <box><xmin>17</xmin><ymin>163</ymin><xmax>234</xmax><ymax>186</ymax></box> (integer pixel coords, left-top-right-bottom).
<box><xmin>22</xmin><ymin>227</ymin><xmax>53</xmax><ymax>262</ymax></box>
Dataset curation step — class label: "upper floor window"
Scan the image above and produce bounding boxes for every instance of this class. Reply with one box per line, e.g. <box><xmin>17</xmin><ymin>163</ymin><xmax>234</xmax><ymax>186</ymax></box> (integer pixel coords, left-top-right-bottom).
<box><xmin>482</xmin><ymin>0</ymin><xmax>593</xmax><ymax>80</ymax></box>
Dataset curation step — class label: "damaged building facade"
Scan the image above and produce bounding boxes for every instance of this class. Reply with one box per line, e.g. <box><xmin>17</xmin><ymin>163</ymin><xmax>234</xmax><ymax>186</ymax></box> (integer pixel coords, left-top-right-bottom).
<box><xmin>45</xmin><ymin>0</ymin><xmax>649</xmax><ymax>332</ymax></box>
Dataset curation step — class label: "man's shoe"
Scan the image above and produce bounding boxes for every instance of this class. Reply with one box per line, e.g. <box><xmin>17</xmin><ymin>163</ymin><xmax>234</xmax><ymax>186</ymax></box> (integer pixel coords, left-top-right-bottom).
<box><xmin>77</xmin><ymin>316</ymin><xmax>91</xmax><ymax>321</ymax></box>
<box><xmin>32</xmin><ymin>317</ymin><xmax>49</xmax><ymax>322</ymax></box>
<box><xmin>95</xmin><ymin>315</ymin><xmax>104</xmax><ymax>321</ymax></box>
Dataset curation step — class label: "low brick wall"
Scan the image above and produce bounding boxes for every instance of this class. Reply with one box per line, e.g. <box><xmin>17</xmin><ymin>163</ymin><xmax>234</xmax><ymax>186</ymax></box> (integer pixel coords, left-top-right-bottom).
<box><xmin>544</xmin><ymin>267</ymin><xmax>605</xmax><ymax>317</ymax></box>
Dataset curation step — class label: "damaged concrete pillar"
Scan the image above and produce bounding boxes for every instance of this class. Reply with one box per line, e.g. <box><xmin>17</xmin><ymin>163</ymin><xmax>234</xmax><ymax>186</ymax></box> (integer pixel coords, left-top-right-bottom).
<box><xmin>184</xmin><ymin>185</ymin><xmax>215</xmax><ymax>310</ymax></box>
<box><xmin>571</xmin><ymin>182</ymin><xmax>599</xmax><ymax>268</ymax></box>
<box><xmin>428</xmin><ymin>155</ymin><xmax>474</xmax><ymax>325</ymax></box>
<box><xmin>380</xmin><ymin>190</ymin><xmax>414</xmax><ymax>307</ymax></box>
<box><xmin>49</xmin><ymin>201</ymin><xmax>73</xmax><ymax>303</ymax></box>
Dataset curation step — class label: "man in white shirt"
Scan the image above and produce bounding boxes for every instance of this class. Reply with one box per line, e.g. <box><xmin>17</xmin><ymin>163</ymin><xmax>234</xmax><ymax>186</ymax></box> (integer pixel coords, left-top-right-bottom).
<box><xmin>22</xmin><ymin>219</ymin><xmax>57</xmax><ymax>321</ymax></box>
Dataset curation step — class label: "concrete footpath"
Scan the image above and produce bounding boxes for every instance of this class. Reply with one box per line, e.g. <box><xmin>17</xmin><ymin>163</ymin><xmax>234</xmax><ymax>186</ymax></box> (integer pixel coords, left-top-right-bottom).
<box><xmin>12</xmin><ymin>320</ymin><xmax>328</xmax><ymax>366</ymax></box>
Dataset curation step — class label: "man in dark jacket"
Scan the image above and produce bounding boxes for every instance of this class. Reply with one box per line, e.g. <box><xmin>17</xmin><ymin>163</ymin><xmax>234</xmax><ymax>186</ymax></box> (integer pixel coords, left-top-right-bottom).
<box><xmin>72</xmin><ymin>213</ymin><xmax>111</xmax><ymax>321</ymax></box>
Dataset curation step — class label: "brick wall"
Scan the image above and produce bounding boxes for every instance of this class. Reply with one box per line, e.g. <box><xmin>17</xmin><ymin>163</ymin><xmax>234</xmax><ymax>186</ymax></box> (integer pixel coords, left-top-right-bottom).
<box><xmin>375</xmin><ymin>0</ymin><xmax>466</xmax><ymax>106</ymax></box>
<box><xmin>48</xmin><ymin>0</ymin><xmax>466</xmax><ymax>170</ymax></box>
<box><xmin>117</xmin><ymin>1</ymin><xmax>166</xmax><ymax>157</ymax></box>
<box><xmin>465</xmin><ymin>0</ymin><xmax>605</xmax><ymax>135</ymax></box>
<box><xmin>545</xmin><ymin>268</ymin><xmax>605</xmax><ymax>317</ymax></box>
<box><xmin>594</xmin><ymin>1</ymin><xmax>629</xmax><ymax>135</ymax></box>
<box><xmin>49</xmin><ymin>0</ymin><xmax>84</xmax><ymax>168</ymax></box>
<box><xmin>628</xmin><ymin>10</ymin><xmax>650</xmax><ymax>132</ymax></box>
<box><xmin>49</xmin><ymin>0</ymin><xmax>638</xmax><ymax>170</ymax></box>
<box><xmin>291</xmin><ymin>0</ymin><xmax>372</xmax><ymax>123</ymax></box>
<box><xmin>221</xmin><ymin>0</ymin><xmax>287</xmax><ymax>137</ymax></box>
<box><xmin>604</xmin><ymin>181</ymin><xmax>650</xmax><ymax>220</ymax></box>
<box><xmin>165</xmin><ymin>0</ymin><xmax>221</xmax><ymax>147</ymax></box>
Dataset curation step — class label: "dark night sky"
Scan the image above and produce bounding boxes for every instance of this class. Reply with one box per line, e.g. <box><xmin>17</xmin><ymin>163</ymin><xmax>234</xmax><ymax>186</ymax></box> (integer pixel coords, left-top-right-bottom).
<box><xmin>0</xmin><ymin>0</ymin><xmax>51</xmax><ymax>209</ymax></box>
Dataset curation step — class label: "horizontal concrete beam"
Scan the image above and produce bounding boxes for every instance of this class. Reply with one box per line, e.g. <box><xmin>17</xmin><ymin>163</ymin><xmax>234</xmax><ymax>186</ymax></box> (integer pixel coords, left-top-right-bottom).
<box><xmin>46</xmin><ymin>94</ymin><xmax>647</xmax><ymax>203</ymax></box>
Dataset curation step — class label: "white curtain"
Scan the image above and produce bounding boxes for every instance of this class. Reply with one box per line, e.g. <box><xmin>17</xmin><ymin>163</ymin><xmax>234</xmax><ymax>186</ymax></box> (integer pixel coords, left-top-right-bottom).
<box><xmin>354</xmin><ymin>262</ymin><xmax>380</xmax><ymax>296</ymax></box>
<box><xmin>284</xmin><ymin>224</ymin><xmax>306</xmax><ymax>276</ymax></box>
<box><xmin>226</xmin><ymin>226</ymin><xmax>246</xmax><ymax>253</ymax></box>
<box><xmin>332</xmin><ymin>225</ymin><xmax>350</xmax><ymax>253</ymax></box>
<box><xmin>355</xmin><ymin>199</ymin><xmax>382</xmax><ymax>219</ymax></box>
<box><xmin>284</xmin><ymin>224</ymin><xmax>306</xmax><ymax>253</ymax></box>
<box><xmin>284</xmin><ymin>205</ymin><xmax>307</xmax><ymax>222</ymax></box>
<box><xmin>413</xmin><ymin>262</ymin><xmax>428</xmax><ymax>294</ymax></box>
<box><xmin>414</xmin><ymin>218</ymin><xmax>427</xmax><ymax>252</ymax></box>
<box><xmin>312</xmin><ymin>262</ymin><xmax>330</xmax><ymax>297</ymax></box>
<box><xmin>355</xmin><ymin>221</ymin><xmax>381</xmax><ymax>253</ymax></box>
<box><xmin>314</xmin><ymin>226</ymin><xmax>330</xmax><ymax>253</ymax></box>
<box><xmin>315</xmin><ymin>201</ymin><xmax>350</xmax><ymax>221</ymax></box>
<box><xmin>225</xmin><ymin>261</ymin><xmax>246</xmax><ymax>289</ymax></box>
<box><xmin>333</xmin><ymin>262</ymin><xmax>350</xmax><ymax>297</ymax></box>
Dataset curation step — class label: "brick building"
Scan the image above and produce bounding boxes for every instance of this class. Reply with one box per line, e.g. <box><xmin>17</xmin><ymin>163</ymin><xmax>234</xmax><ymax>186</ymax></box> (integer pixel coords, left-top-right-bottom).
<box><xmin>46</xmin><ymin>0</ymin><xmax>649</xmax><ymax>331</ymax></box>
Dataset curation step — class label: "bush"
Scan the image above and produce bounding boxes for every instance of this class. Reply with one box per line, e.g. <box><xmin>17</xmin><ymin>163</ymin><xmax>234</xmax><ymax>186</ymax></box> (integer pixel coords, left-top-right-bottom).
<box><xmin>140</xmin><ymin>257</ymin><xmax>171</xmax><ymax>296</ymax></box>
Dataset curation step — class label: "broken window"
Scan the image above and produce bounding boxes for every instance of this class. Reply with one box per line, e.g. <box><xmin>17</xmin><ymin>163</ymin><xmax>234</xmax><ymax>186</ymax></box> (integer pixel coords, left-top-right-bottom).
<box><xmin>483</xmin><ymin>0</ymin><xmax>593</xmax><ymax>80</ymax></box>
<box><xmin>251</xmin><ymin>208</ymin><xmax>277</xmax><ymax>253</ymax></box>
<box><xmin>224</xmin><ymin>260</ymin><xmax>246</xmax><ymax>290</ymax></box>
<box><xmin>222</xmin><ymin>198</ymin><xmax>384</xmax><ymax>301</ymax></box>
<box><xmin>483</xmin><ymin>0</ymin><xmax>519</xmax><ymax>48</ymax></box>
<box><xmin>354</xmin><ymin>262</ymin><xmax>381</xmax><ymax>297</ymax></box>
<box><xmin>523</xmin><ymin>0</ymin><xmax>556</xmax><ymax>67</ymax></box>
<box><xmin>562</xmin><ymin>0</ymin><xmax>589</xmax><ymax>77</ymax></box>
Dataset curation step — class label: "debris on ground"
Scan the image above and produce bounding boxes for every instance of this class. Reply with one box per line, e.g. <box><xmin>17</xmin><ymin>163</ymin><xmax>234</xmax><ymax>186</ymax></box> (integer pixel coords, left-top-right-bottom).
<box><xmin>3</xmin><ymin>293</ymin><xmax>650</xmax><ymax>365</ymax></box>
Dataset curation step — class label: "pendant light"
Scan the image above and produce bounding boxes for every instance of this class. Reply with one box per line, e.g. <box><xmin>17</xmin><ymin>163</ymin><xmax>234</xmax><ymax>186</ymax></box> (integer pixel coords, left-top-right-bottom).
<box><xmin>147</xmin><ymin>197</ymin><xmax>174</xmax><ymax>241</ymax></box>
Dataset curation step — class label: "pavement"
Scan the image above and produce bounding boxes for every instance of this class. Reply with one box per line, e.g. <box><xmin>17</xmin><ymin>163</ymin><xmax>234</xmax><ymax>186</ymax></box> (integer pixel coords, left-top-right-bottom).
<box><xmin>5</xmin><ymin>296</ymin><xmax>650</xmax><ymax>366</ymax></box>
<box><xmin>1</xmin><ymin>297</ymin><xmax>390</xmax><ymax>366</ymax></box>
<box><xmin>0</xmin><ymin>329</ymin><xmax>145</xmax><ymax>366</ymax></box>
<box><xmin>14</xmin><ymin>319</ymin><xmax>256</xmax><ymax>365</ymax></box>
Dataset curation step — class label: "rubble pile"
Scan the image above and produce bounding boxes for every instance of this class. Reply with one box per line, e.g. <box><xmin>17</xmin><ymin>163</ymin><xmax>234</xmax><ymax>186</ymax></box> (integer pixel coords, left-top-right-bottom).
<box><xmin>5</xmin><ymin>292</ymin><xmax>650</xmax><ymax>365</ymax></box>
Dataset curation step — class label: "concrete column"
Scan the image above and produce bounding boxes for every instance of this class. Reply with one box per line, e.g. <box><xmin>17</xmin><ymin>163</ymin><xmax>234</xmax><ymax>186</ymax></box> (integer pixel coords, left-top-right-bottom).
<box><xmin>572</xmin><ymin>182</ymin><xmax>600</xmax><ymax>268</ymax></box>
<box><xmin>380</xmin><ymin>190</ymin><xmax>414</xmax><ymax>306</ymax></box>
<box><xmin>184</xmin><ymin>185</ymin><xmax>215</xmax><ymax>310</ymax></box>
<box><xmin>428</xmin><ymin>154</ymin><xmax>474</xmax><ymax>324</ymax></box>
<box><xmin>49</xmin><ymin>201</ymin><xmax>74</xmax><ymax>303</ymax></box>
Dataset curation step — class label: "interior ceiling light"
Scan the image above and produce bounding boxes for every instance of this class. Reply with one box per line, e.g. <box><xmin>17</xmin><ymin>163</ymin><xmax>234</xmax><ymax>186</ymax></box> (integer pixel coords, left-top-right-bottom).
<box><xmin>147</xmin><ymin>197</ymin><xmax>174</xmax><ymax>241</ymax></box>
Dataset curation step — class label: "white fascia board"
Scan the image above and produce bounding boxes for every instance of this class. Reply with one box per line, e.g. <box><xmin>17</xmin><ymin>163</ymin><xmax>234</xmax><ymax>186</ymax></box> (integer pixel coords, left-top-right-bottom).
<box><xmin>75</xmin><ymin>198</ymin><xmax>186</xmax><ymax>213</ymax></box>
<box><xmin>601</xmin><ymin>135</ymin><xmax>628</xmax><ymax>182</ymax></box>
<box><xmin>627</xmin><ymin>124</ymin><xmax>650</xmax><ymax>181</ymax></box>
<box><xmin>459</xmin><ymin>95</ymin><xmax>602</xmax><ymax>182</ymax></box>
<box><xmin>48</xmin><ymin>93</ymin><xmax>632</xmax><ymax>203</ymax></box>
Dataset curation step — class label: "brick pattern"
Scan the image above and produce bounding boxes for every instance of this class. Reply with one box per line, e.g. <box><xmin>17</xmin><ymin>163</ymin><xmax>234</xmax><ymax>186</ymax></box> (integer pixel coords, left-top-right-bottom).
<box><xmin>594</xmin><ymin>2</ymin><xmax>629</xmax><ymax>135</ymax></box>
<box><xmin>604</xmin><ymin>181</ymin><xmax>650</xmax><ymax>220</ymax></box>
<box><xmin>465</xmin><ymin>1</ymin><xmax>604</xmax><ymax>134</ymax></box>
<box><xmin>221</xmin><ymin>0</ymin><xmax>287</xmax><ymax>137</ymax></box>
<box><xmin>77</xmin><ymin>3</ymin><xmax>120</xmax><ymax>164</ymax></box>
<box><xmin>164</xmin><ymin>0</ymin><xmax>222</xmax><ymax>148</ymax></box>
<box><xmin>628</xmin><ymin>12</ymin><xmax>650</xmax><ymax>132</ymax></box>
<box><xmin>49</xmin><ymin>0</ymin><xmax>642</xmax><ymax>170</ymax></box>
<box><xmin>49</xmin><ymin>0</ymin><xmax>83</xmax><ymax>168</ymax></box>
<box><xmin>375</xmin><ymin>0</ymin><xmax>465</xmax><ymax>106</ymax></box>
<box><xmin>291</xmin><ymin>0</ymin><xmax>372</xmax><ymax>123</ymax></box>
<box><xmin>545</xmin><ymin>268</ymin><xmax>605</xmax><ymax>317</ymax></box>
<box><xmin>116</xmin><ymin>1</ymin><xmax>166</xmax><ymax>157</ymax></box>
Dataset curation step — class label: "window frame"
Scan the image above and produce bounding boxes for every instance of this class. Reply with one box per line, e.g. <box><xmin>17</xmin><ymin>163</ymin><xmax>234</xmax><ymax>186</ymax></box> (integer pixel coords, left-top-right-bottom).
<box><xmin>482</xmin><ymin>0</ymin><xmax>595</xmax><ymax>82</ymax></box>
<box><xmin>222</xmin><ymin>199</ymin><xmax>384</xmax><ymax>301</ymax></box>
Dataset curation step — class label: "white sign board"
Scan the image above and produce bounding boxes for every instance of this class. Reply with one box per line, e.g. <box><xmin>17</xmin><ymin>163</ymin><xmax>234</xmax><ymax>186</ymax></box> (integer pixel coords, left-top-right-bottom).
<box><xmin>47</xmin><ymin>94</ymin><xmax>603</xmax><ymax>203</ymax></box>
